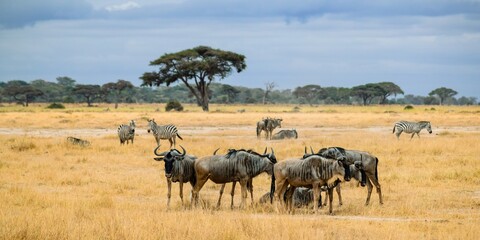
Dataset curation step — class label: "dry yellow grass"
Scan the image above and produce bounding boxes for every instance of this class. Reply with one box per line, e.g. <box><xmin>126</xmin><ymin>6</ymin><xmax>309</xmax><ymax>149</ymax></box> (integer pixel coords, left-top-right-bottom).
<box><xmin>0</xmin><ymin>103</ymin><xmax>479</xmax><ymax>239</ymax></box>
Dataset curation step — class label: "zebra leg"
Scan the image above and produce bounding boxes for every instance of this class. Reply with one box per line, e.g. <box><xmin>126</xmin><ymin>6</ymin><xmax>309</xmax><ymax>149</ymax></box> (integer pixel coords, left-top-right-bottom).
<box><xmin>336</xmin><ymin>184</ymin><xmax>343</xmax><ymax>206</ymax></box>
<box><xmin>172</xmin><ymin>136</ymin><xmax>176</xmax><ymax>149</ymax></box>
<box><xmin>167</xmin><ymin>178</ymin><xmax>172</xmax><ymax>208</ymax></box>
<box><xmin>168</xmin><ymin>139</ymin><xmax>174</xmax><ymax>149</ymax></box>
<box><xmin>230</xmin><ymin>182</ymin><xmax>237</xmax><ymax>209</ymax></box>
<box><xmin>216</xmin><ymin>184</ymin><xmax>226</xmax><ymax>209</ymax></box>
<box><xmin>395</xmin><ymin>130</ymin><xmax>402</xmax><ymax>139</ymax></box>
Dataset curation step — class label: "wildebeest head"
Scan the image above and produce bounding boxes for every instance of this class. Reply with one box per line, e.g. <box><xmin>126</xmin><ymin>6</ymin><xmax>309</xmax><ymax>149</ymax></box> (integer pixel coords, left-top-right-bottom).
<box><xmin>153</xmin><ymin>145</ymin><xmax>186</xmax><ymax>178</ymax></box>
<box><xmin>339</xmin><ymin>158</ymin><xmax>351</xmax><ymax>182</ymax></box>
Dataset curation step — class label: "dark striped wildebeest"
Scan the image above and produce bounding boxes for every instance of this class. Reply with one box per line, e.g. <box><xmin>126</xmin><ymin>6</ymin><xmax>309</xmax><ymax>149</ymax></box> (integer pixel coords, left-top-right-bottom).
<box><xmin>147</xmin><ymin>119</ymin><xmax>183</xmax><ymax>149</ymax></box>
<box><xmin>66</xmin><ymin>136</ymin><xmax>90</xmax><ymax>147</ymax></box>
<box><xmin>318</xmin><ymin>147</ymin><xmax>383</xmax><ymax>206</ymax></box>
<box><xmin>192</xmin><ymin>148</ymin><xmax>277</xmax><ymax>209</ymax></box>
<box><xmin>153</xmin><ymin>145</ymin><xmax>197</xmax><ymax>207</ymax></box>
<box><xmin>273</xmin><ymin>154</ymin><xmax>351</xmax><ymax>214</ymax></box>
<box><xmin>117</xmin><ymin>120</ymin><xmax>136</xmax><ymax>145</ymax></box>
<box><xmin>260</xmin><ymin>163</ymin><xmax>363</xmax><ymax>208</ymax></box>
<box><xmin>271</xmin><ymin>129</ymin><xmax>298</xmax><ymax>140</ymax></box>
<box><xmin>214</xmin><ymin>149</ymin><xmax>254</xmax><ymax>209</ymax></box>
<box><xmin>256</xmin><ymin>117</ymin><xmax>282</xmax><ymax>139</ymax></box>
<box><xmin>393</xmin><ymin>120</ymin><xmax>432</xmax><ymax>139</ymax></box>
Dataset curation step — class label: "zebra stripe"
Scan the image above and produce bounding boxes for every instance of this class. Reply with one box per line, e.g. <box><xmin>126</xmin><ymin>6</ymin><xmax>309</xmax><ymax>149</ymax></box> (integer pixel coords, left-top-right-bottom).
<box><xmin>393</xmin><ymin>120</ymin><xmax>432</xmax><ymax>139</ymax></box>
<box><xmin>117</xmin><ymin>120</ymin><xmax>135</xmax><ymax>145</ymax></box>
<box><xmin>147</xmin><ymin>119</ymin><xmax>183</xmax><ymax>148</ymax></box>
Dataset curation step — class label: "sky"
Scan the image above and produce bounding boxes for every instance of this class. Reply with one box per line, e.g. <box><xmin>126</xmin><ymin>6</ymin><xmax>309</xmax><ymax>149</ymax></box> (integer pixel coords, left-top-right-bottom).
<box><xmin>1</xmin><ymin>0</ymin><xmax>479</xmax><ymax>98</ymax></box>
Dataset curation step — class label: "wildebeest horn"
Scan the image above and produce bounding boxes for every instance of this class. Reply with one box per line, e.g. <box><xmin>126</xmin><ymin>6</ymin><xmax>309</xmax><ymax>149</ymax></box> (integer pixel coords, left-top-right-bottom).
<box><xmin>154</xmin><ymin>145</ymin><xmax>163</xmax><ymax>156</ymax></box>
<box><xmin>179</xmin><ymin>145</ymin><xmax>186</xmax><ymax>156</ymax></box>
<box><xmin>213</xmin><ymin>148</ymin><xmax>220</xmax><ymax>155</ymax></box>
<box><xmin>310</xmin><ymin>146</ymin><xmax>314</xmax><ymax>154</ymax></box>
<box><xmin>304</xmin><ymin>146</ymin><xmax>307</xmax><ymax>155</ymax></box>
<box><xmin>270</xmin><ymin>147</ymin><xmax>274</xmax><ymax>156</ymax></box>
<box><xmin>263</xmin><ymin>147</ymin><xmax>267</xmax><ymax>155</ymax></box>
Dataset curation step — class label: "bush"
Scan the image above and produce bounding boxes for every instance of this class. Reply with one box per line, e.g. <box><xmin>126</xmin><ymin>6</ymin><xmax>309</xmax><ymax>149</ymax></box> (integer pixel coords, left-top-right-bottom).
<box><xmin>404</xmin><ymin>105</ymin><xmax>414</xmax><ymax>110</ymax></box>
<box><xmin>46</xmin><ymin>103</ymin><xmax>65</xmax><ymax>109</ymax></box>
<box><xmin>165</xmin><ymin>100</ymin><xmax>184</xmax><ymax>112</ymax></box>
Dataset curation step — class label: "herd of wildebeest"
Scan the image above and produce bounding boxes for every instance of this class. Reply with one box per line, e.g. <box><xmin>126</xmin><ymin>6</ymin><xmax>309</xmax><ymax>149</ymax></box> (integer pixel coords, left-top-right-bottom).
<box><xmin>67</xmin><ymin>117</ymin><xmax>432</xmax><ymax>214</ymax></box>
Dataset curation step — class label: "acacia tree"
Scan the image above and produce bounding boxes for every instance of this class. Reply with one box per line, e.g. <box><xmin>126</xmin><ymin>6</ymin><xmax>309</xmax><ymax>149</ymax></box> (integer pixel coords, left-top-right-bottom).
<box><xmin>102</xmin><ymin>80</ymin><xmax>134</xmax><ymax>109</ymax></box>
<box><xmin>140</xmin><ymin>46</ymin><xmax>247</xmax><ymax>111</ymax></box>
<box><xmin>262</xmin><ymin>81</ymin><xmax>276</xmax><ymax>104</ymax></box>
<box><xmin>377</xmin><ymin>82</ymin><xmax>404</xmax><ymax>104</ymax></box>
<box><xmin>292</xmin><ymin>84</ymin><xmax>325</xmax><ymax>105</ymax></box>
<box><xmin>351</xmin><ymin>83</ymin><xmax>384</xmax><ymax>105</ymax></box>
<box><xmin>429</xmin><ymin>87</ymin><xmax>457</xmax><ymax>105</ymax></box>
<box><xmin>73</xmin><ymin>84</ymin><xmax>101</xmax><ymax>107</ymax></box>
<box><xmin>3</xmin><ymin>80</ymin><xmax>43</xmax><ymax>106</ymax></box>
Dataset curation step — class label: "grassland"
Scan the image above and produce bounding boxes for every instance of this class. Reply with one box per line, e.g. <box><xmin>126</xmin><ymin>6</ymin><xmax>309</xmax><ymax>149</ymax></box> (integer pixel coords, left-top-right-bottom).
<box><xmin>0</xmin><ymin>103</ymin><xmax>479</xmax><ymax>239</ymax></box>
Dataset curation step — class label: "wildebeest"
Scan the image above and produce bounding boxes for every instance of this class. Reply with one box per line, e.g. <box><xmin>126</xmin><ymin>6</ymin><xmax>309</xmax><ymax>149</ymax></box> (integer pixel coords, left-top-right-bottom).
<box><xmin>153</xmin><ymin>145</ymin><xmax>197</xmax><ymax>207</ymax></box>
<box><xmin>274</xmin><ymin>154</ymin><xmax>351</xmax><ymax>214</ymax></box>
<box><xmin>214</xmin><ymin>149</ymin><xmax>255</xmax><ymax>209</ymax></box>
<box><xmin>318</xmin><ymin>147</ymin><xmax>383</xmax><ymax>205</ymax></box>
<box><xmin>393</xmin><ymin>120</ymin><xmax>432</xmax><ymax>139</ymax></box>
<box><xmin>192</xmin><ymin>148</ymin><xmax>277</xmax><ymax>208</ymax></box>
<box><xmin>271</xmin><ymin>129</ymin><xmax>298</xmax><ymax>140</ymax></box>
<box><xmin>66</xmin><ymin>136</ymin><xmax>90</xmax><ymax>147</ymax></box>
<box><xmin>147</xmin><ymin>119</ymin><xmax>183</xmax><ymax>149</ymax></box>
<box><xmin>256</xmin><ymin>117</ymin><xmax>282</xmax><ymax>139</ymax></box>
<box><xmin>260</xmin><ymin>163</ymin><xmax>363</xmax><ymax>208</ymax></box>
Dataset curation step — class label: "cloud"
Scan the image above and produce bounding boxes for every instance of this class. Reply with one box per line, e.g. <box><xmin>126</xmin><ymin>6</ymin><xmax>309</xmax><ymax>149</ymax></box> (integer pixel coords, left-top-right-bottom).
<box><xmin>0</xmin><ymin>0</ymin><xmax>93</xmax><ymax>28</ymax></box>
<box><xmin>105</xmin><ymin>1</ymin><xmax>140</xmax><ymax>12</ymax></box>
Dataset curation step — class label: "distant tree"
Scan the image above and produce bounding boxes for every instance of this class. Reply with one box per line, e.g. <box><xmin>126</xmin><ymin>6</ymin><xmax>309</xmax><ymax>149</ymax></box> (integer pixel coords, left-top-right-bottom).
<box><xmin>30</xmin><ymin>79</ymin><xmax>63</xmax><ymax>102</ymax></box>
<box><xmin>429</xmin><ymin>87</ymin><xmax>458</xmax><ymax>105</ymax></box>
<box><xmin>220</xmin><ymin>84</ymin><xmax>240</xmax><ymax>103</ymax></box>
<box><xmin>102</xmin><ymin>80</ymin><xmax>134</xmax><ymax>109</ymax></box>
<box><xmin>322</xmin><ymin>87</ymin><xmax>351</xmax><ymax>104</ymax></box>
<box><xmin>292</xmin><ymin>84</ymin><xmax>324</xmax><ymax>105</ymax></box>
<box><xmin>3</xmin><ymin>80</ymin><xmax>43</xmax><ymax>106</ymax></box>
<box><xmin>262</xmin><ymin>81</ymin><xmax>276</xmax><ymax>104</ymax></box>
<box><xmin>376</xmin><ymin>82</ymin><xmax>404</xmax><ymax>104</ymax></box>
<box><xmin>351</xmin><ymin>83</ymin><xmax>384</xmax><ymax>105</ymax></box>
<box><xmin>56</xmin><ymin>76</ymin><xmax>76</xmax><ymax>103</ymax></box>
<box><xmin>73</xmin><ymin>84</ymin><xmax>101</xmax><ymax>107</ymax></box>
<box><xmin>140</xmin><ymin>46</ymin><xmax>247</xmax><ymax>111</ymax></box>
<box><xmin>457</xmin><ymin>96</ymin><xmax>477</xmax><ymax>105</ymax></box>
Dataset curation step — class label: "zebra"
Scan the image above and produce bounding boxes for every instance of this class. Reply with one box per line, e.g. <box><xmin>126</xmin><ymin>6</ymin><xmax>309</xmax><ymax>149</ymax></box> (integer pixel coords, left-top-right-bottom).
<box><xmin>117</xmin><ymin>120</ymin><xmax>136</xmax><ymax>145</ymax></box>
<box><xmin>393</xmin><ymin>120</ymin><xmax>432</xmax><ymax>139</ymax></box>
<box><xmin>147</xmin><ymin>119</ymin><xmax>183</xmax><ymax>149</ymax></box>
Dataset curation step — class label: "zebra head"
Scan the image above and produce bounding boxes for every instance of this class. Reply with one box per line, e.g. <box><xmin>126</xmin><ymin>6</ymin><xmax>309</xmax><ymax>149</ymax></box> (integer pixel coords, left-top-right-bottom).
<box><xmin>147</xmin><ymin>119</ymin><xmax>156</xmax><ymax>133</ymax></box>
<box><xmin>153</xmin><ymin>145</ymin><xmax>186</xmax><ymax>178</ymax></box>
<box><xmin>425</xmin><ymin>121</ymin><xmax>433</xmax><ymax>134</ymax></box>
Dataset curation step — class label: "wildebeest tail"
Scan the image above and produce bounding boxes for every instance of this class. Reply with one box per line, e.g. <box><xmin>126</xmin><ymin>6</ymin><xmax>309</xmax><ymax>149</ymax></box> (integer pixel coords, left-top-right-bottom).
<box><xmin>375</xmin><ymin>157</ymin><xmax>379</xmax><ymax>181</ymax></box>
<box><xmin>270</xmin><ymin>173</ymin><xmax>276</xmax><ymax>204</ymax></box>
<box><xmin>177</xmin><ymin>133</ymin><xmax>183</xmax><ymax>140</ymax></box>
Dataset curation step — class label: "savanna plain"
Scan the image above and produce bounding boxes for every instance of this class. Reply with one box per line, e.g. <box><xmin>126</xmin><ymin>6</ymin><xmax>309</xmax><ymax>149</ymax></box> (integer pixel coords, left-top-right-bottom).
<box><xmin>0</xmin><ymin>103</ymin><xmax>479</xmax><ymax>240</ymax></box>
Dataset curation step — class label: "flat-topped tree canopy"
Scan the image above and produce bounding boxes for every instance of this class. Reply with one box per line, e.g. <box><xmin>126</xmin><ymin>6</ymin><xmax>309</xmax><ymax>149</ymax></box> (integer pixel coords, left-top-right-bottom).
<box><xmin>140</xmin><ymin>46</ymin><xmax>247</xmax><ymax>111</ymax></box>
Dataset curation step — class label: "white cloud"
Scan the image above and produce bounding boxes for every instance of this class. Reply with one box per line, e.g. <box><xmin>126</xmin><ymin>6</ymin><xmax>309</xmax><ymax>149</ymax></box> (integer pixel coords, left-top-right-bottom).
<box><xmin>105</xmin><ymin>1</ymin><xmax>140</xmax><ymax>12</ymax></box>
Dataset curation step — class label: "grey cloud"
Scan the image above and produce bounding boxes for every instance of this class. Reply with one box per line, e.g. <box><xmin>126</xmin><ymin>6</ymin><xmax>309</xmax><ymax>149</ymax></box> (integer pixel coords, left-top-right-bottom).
<box><xmin>0</xmin><ymin>0</ymin><xmax>92</xmax><ymax>28</ymax></box>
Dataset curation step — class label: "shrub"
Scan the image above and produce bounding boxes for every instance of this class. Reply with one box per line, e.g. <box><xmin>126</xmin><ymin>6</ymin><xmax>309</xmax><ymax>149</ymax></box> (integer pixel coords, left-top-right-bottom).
<box><xmin>404</xmin><ymin>105</ymin><xmax>414</xmax><ymax>110</ymax></box>
<box><xmin>46</xmin><ymin>103</ymin><xmax>65</xmax><ymax>109</ymax></box>
<box><xmin>165</xmin><ymin>100</ymin><xmax>184</xmax><ymax>112</ymax></box>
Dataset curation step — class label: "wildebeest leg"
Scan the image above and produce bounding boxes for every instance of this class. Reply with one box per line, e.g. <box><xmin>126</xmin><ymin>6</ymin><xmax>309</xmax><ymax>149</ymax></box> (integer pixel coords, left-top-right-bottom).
<box><xmin>327</xmin><ymin>187</ymin><xmax>334</xmax><ymax>215</ymax></box>
<box><xmin>367</xmin><ymin>172</ymin><xmax>383</xmax><ymax>205</ymax></box>
<box><xmin>247</xmin><ymin>179</ymin><xmax>253</xmax><ymax>206</ymax></box>
<box><xmin>336</xmin><ymin>184</ymin><xmax>343</xmax><ymax>206</ymax></box>
<box><xmin>216</xmin><ymin>184</ymin><xmax>226</xmax><ymax>209</ymax></box>
<box><xmin>239</xmin><ymin>179</ymin><xmax>248</xmax><ymax>209</ymax></box>
<box><xmin>167</xmin><ymin>178</ymin><xmax>172</xmax><ymax>208</ymax></box>
<box><xmin>284</xmin><ymin>186</ymin><xmax>295</xmax><ymax>214</ymax></box>
<box><xmin>274</xmin><ymin>180</ymin><xmax>289</xmax><ymax>213</ymax></box>
<box><xmin>179</xmin><ymin>181</ymin><xmax>184</xmax><ymax>206</ymax></box>
<box><xmin>364</xmin><ymin>177</ymin><xmax>374</xmax><ymax>206</ymax></box>
<box><xmin>230</xmin><ymin>182</ymin><xmax>236</xmax><ymax>209</ymax></box>
<box><xmin>192</xmin><ymin>177</ymin><xmax>209</xmax><ymax>207</ymax></box>
<box><xmin>312</xmin><ymin>183</ymin><xmax>320</xmax><ymax>213</ymax></box>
